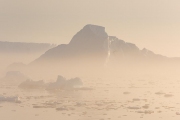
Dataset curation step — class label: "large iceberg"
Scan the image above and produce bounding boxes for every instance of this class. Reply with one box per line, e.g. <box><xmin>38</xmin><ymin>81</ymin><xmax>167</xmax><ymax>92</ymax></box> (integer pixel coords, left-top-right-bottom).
<box><xmin>18</xmin><ymin>75</ymin><xmax>83</xmax><ymax>90</ymax></box>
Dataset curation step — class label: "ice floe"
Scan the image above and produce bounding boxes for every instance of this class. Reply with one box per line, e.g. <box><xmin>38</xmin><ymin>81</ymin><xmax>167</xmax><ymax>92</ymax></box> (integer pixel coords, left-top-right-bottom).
<box><xmin>0</xmin><ymin>95</ymin><xmax>21</xmax><ymax>103</ymax></box>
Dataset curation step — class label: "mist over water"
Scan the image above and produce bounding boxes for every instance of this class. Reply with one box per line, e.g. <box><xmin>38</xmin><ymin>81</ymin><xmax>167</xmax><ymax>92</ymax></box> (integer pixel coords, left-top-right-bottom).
<box><xmin>1</xmin><ymin>25</ymin><xmax>180</xmax><ymax>120</ymax></box>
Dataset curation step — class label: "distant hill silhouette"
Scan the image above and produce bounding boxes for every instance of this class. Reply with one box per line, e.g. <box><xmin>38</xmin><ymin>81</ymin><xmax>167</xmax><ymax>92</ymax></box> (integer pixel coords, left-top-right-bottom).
<box><xmin>0</xmin><ymin>41</ymin><xmax>56</xmax><ymax>72</ymax></box>
<box><xmin>0</xmin><ymin>41</ymin><xmax>56</xmax><ymax>54</ymax></box>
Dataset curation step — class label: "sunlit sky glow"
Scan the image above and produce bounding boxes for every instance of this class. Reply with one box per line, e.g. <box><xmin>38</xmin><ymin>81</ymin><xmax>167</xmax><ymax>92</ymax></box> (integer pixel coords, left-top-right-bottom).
<box><xmin>1</xmin><ymin>0</ymin><xmax>180</xmax><ymax>57</ymax></box>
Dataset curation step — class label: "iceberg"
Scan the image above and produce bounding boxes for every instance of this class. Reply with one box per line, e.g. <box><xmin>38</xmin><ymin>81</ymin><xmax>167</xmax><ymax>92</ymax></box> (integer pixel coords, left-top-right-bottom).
<box><xmin>46</xmin><ymin>75</ymin><xmax>83</xmax><ymax>90</ymax></box>
<box><xmin>18</xmin><ymin>75</ymin><xmax>84</xmax><ymax>90</ymax></box>
<box><xmin>18</xmin><ymin>79</ymin><xmax>46</xmax><ymax>89</ymax></box>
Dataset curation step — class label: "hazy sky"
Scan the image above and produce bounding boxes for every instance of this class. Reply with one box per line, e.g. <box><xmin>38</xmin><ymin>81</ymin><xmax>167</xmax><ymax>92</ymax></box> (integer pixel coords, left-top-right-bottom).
<box><xmin>1</xmin><ymin>0</ymin><xmax>180</xmax><ymax>57</ymax></box>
